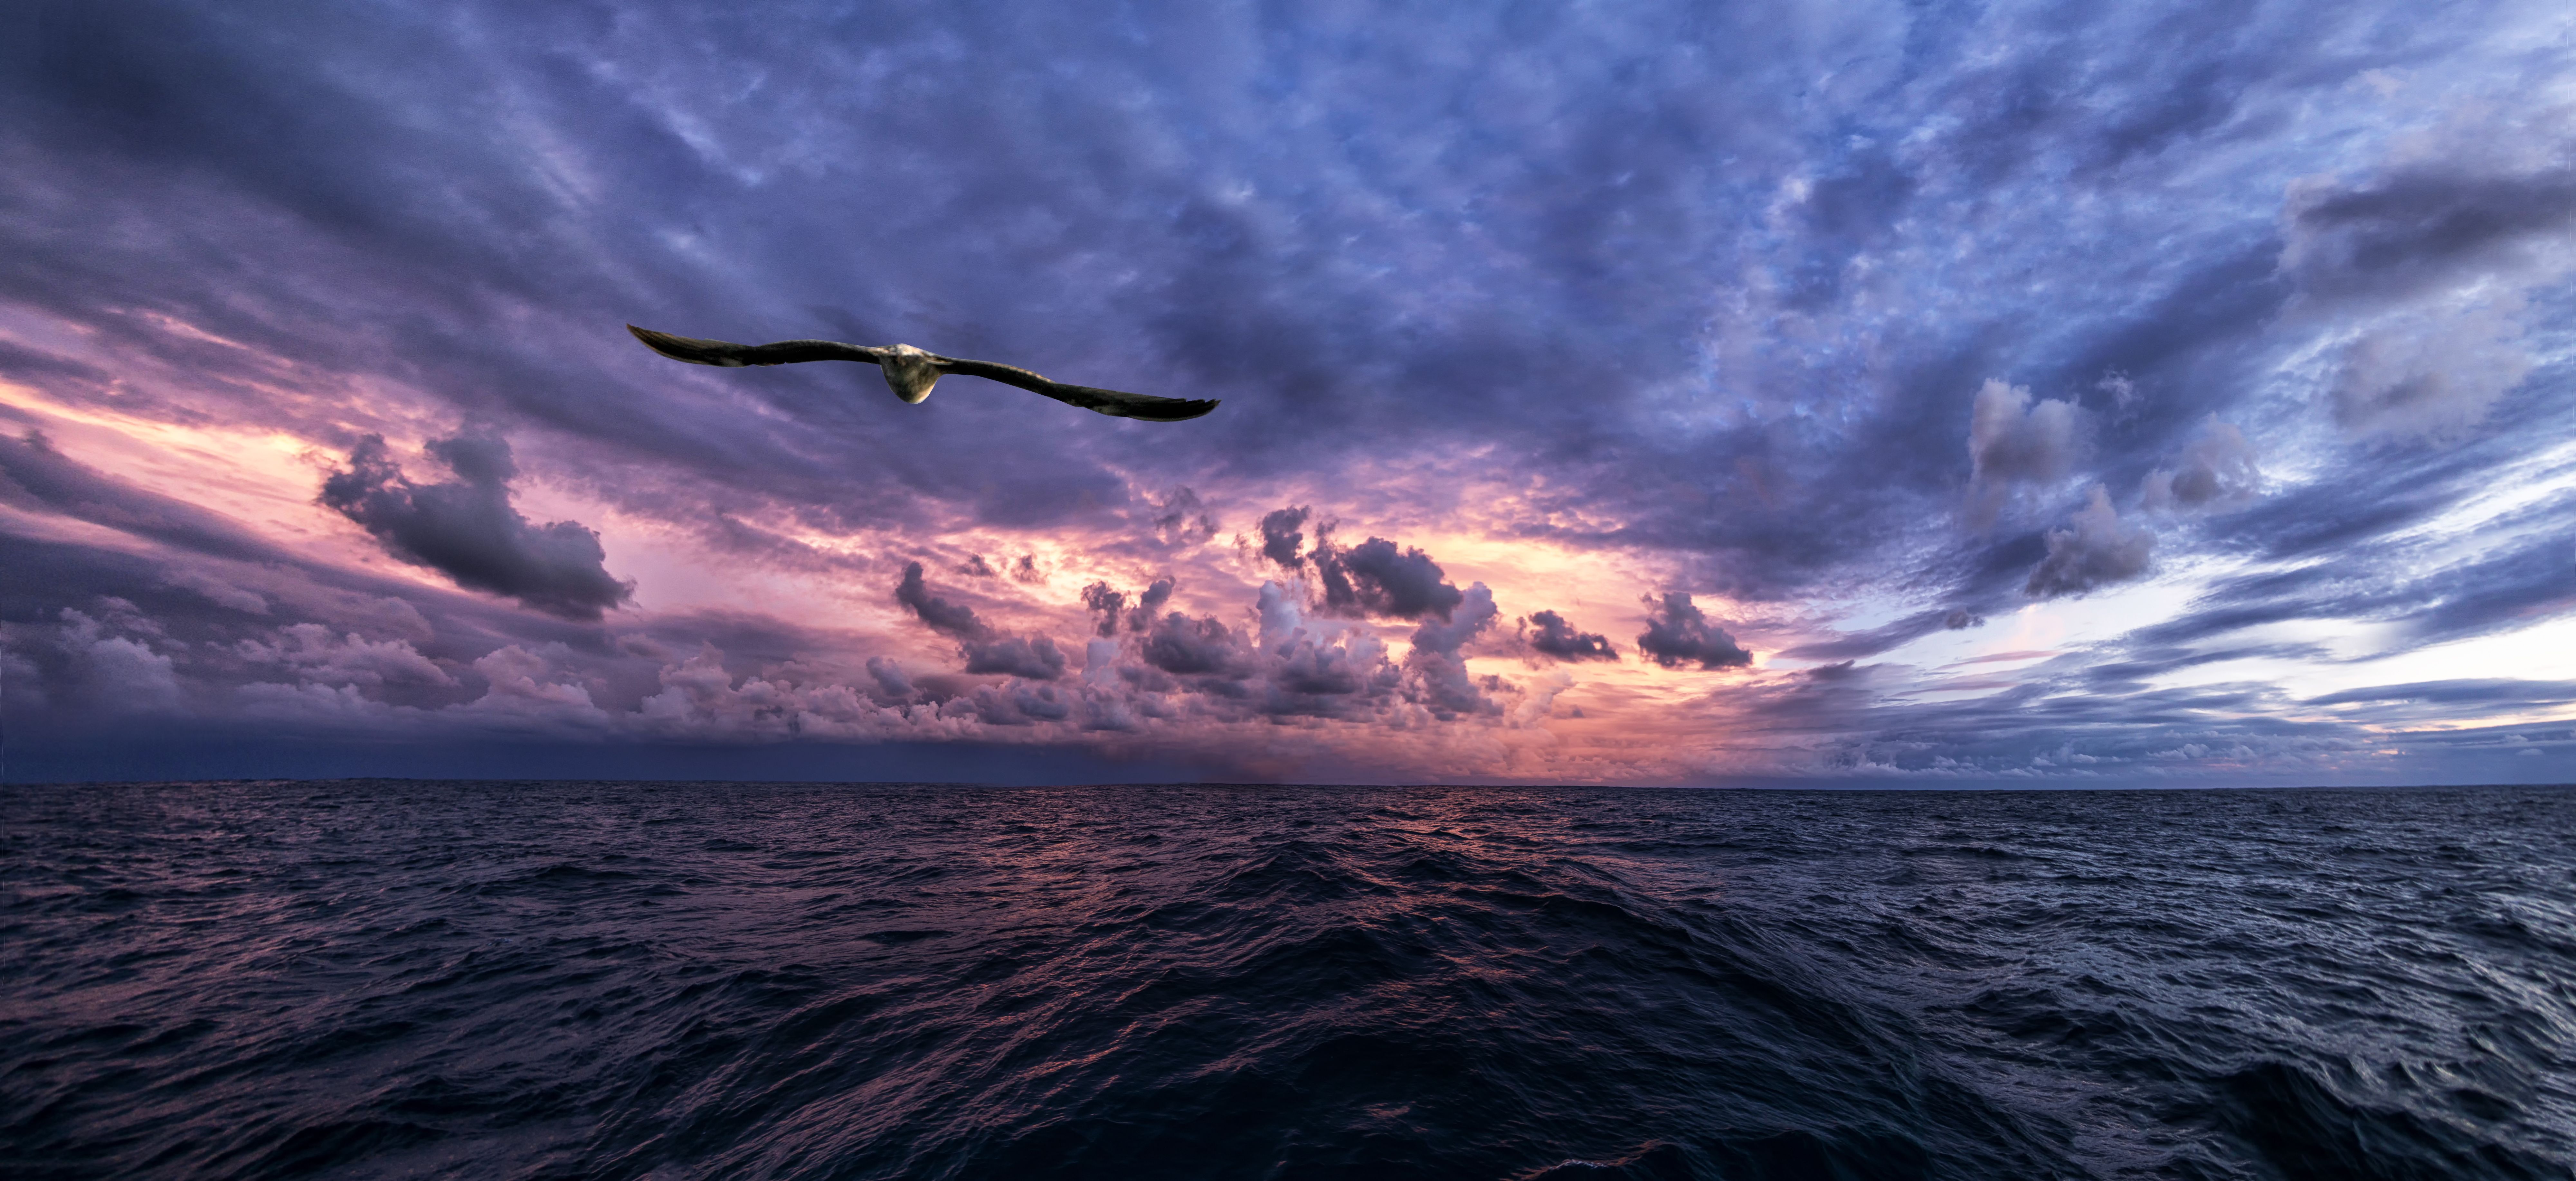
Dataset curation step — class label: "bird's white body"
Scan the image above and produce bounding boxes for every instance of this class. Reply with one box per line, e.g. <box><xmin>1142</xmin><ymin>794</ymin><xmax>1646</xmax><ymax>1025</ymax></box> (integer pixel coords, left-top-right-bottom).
<box><xmin>879</xmin><ymin>343</ymin><xmax>940</xmax><ymax>404</ymax></box>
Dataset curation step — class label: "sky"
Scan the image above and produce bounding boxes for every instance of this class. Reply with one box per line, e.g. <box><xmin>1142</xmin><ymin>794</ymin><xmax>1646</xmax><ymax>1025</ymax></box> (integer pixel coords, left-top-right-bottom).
<box><xmin>3</xmin><ymin>0</ymin><xmax>2572</xmax><ymax>786</ymax></box>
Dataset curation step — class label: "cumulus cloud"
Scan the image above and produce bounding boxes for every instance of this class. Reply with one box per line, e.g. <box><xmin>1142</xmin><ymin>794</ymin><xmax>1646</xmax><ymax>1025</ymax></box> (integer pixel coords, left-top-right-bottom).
<box><xmin>1132</xmin><ymin>578</ymin><xmax>1174</xmax><ymax>631</ymax></box>
<box><xmin>1258</xmin><ymin>505</ymin><xmax>1310</xmax><ymax>569</ymax></box>
<box><xmin>466</xmin><ymin>644</ymin><xmax>604</xmax><ymax>719</ymax></box>
<box><xmin>892</xmin><ymin>561</ymin><xmax>1066</xmax><ymax>680</ymax></box>
<box><xmin>866</xmin><ymin>655</ymin><xmax>916</xmax><ymax>702</ymax></box>
<box><xmin>1314</xmin><ymin>537</ymin><xmax>1466</xmax><ymax>621</ymax></box>
<box><xmin>1522</xmin><ymin>610</ymin><xmax>1618</xmax><ymax>661</ymax></box>
<box><xmin>319</xmin><ymin>433</ymin><xmax>633</xmax><ymax>621</ymax></box>
<box><xmin>2026</xmin><ymin>485</ymin><xmax>2155</xmax><ymax>599</ymax></box>
<box><xmin>2143</xmin><ymin>417</ymin><xmax>2261</xmax><ymax>511</ymax></box>
<box><xmin>1635</xmin><ymin>593</ymin><xmax>1752</xmax><ymax>670</ymax></box>
<box><xmin>1966</xmin><ymin>380</ymin><xmax>2079</xmax><ymax>523</ymax></box>
<box><xmin>1406</xmin><ymin>582</ymin><xmax>1502</xmax><ymax>717</ymax></box>
<box><xmin>237</xmin><ymin>624</ymin><xmax>454</xmax><ymax>689</ymax></box>
<box><xmin>1151</xmin><ymin>486</ymin><xmax>1218</xmax><ymax>547</ymax></box>
<box><xmin>1139</xmin><ymin>611</ymin><xmax>1251</xmax><ymax>677</ymax></box>
<box><xmin>53</xmin><ymin>604</ymin><xmax>183</xmax><ymax>714</ymax></box>
<box><xmin>1079</xmin><ymin>581</ymin><xmax>1126</xmax><ymax>637</ymax></box>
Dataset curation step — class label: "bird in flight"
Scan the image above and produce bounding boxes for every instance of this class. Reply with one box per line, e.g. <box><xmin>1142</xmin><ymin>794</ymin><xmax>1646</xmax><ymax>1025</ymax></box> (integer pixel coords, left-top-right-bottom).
<box><xmin>626</xmin><ymin>325</ymin><xmax>1219</xmax><ymax>421</ymax></box>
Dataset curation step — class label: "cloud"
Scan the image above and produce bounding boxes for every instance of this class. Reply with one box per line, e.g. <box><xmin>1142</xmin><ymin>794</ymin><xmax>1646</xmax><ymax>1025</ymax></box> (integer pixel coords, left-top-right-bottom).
<box><xmin>2143</xmin><ymin>417</ymin><xmax>2260</xmax><ymax>511</ymax></box>
<box><xmin>865</xmin><ymin>655</ymin><xmax>915</xmax><ymax>702</ymax></box>
<box><xmin>237</xmin><ymin>623</ymin><xmax>454</xmax><ymax>689</ymax></box>
<box><xmin>2304</xmin><ymin>678</ymin><xmax>2576</xmax><ymax>707</ymax></box>
<box><xmin>50</xmin><ymin>604</ymin><xmax>183</xmax><ymax>714</ymax></box>
<box><xmin>1635</xmin><ymin>593</ymin><xmax>1752</xmax><ymax>670</ymax></box>
<box><xmin>1780</xmin><ymin>609</ymin><xmax>1969</xmax><ymax>661</ymax></box>
<box><xmin>1406</xmin><ymin>582</ymin><xmax>1502</xmax><ymax>717</ymax></box>
<box><xmin>2282</xmin><ymin>159</ymin><xmax>2576</xmax><ymax>310</ymax></box>
<box><xmin>1131</xmin><ymin>578</ymin><xmax>1174</xmax><ymax>632</ymax></box>
<box><xmin>2279</xmin><ymin>110</ymin><xmax>2576</xmax><ymax>440</ymax></box>
<box><xmin>1258</xmin><ymin>505</ymin><xmax>1310</xmax><ymax>569</ymax></box>
<box><xmin>892</xmin><ymin>560</ymin><xmax>1067</xmax><ymax>680</ymax></box>
<box><xmin>1</xmin><ymin>431</ymin><xmax>282</xmax><ymax>564</ymax></box>
<box><xmin>2026</xmin><ymin>485</ymin><xmax>2154</xmax><ymax>599</ymax></box>
<box><xmin>1314</xmin><ymin>537</ymin><xmax>1466</xmax><ymax>621</ymax></box>
<box><xmin>1150</xmin><ymin>486</ymin><xmax>1218</xmax><ymax>547</ymax></box>
<box><xmin>1139</xmin><ymin>611</ymin><xmax>1250</xmax><ymax>678</ymax></box>
<box><xmin>958</xmin><ymin>635</ymin><xmax>1069</xmax><ymax>680</ymax></box>
<box><xmin>894</xmin><ymin>561</ymin><xmax>989</xmax><ymax>640</ymax></box>
<box><xmin>5</xmin><ymin>0</ymin><xmax>2573</xmax><ymax>786</ymax></box>
<box><xmin>1522</xmin><ymin>610</ymin><xmax>1617</xmax><ymax>661</ymax></box>
<box><xmin>319</xmin><ymin>433</ymin><xmax>633</xmax><ymax>621</ymax></box>
<box><xmin>1966</xmin><ymin>380</ymin><xmax>2079</xmax><ymax>523</ymax></box>
<box><xmin>1079</xmin><ymin>581</ymin><xmax>1125</xmax><ymax>637</ymax></box>
<box><xmin>2324</xmin><ymin>299</ymin><xmax>2533</xmax><ymax>439</ymax></box>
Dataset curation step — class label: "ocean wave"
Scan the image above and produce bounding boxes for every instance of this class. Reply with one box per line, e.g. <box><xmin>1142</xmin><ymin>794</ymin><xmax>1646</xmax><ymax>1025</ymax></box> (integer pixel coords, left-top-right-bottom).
<box><xmin>3</xmin><ymin>782</ymin><xmax>2571</xmax><ymax>1179</ymax></box>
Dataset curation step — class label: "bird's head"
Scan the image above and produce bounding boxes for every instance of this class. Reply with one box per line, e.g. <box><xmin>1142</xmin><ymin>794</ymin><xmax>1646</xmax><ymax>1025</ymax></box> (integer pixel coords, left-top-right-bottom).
<box><xmin>880</xmin><ymin>344</ymin><xmax>940</xmax><ymax>404</ymax></box>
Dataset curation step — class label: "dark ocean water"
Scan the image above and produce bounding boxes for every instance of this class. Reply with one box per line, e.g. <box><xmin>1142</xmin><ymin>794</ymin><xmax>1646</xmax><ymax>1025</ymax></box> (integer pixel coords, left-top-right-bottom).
<box><xmin>4</xmin><ymin>782</ymin><xmax>2573</xmax><ymax>1180</ymax></box>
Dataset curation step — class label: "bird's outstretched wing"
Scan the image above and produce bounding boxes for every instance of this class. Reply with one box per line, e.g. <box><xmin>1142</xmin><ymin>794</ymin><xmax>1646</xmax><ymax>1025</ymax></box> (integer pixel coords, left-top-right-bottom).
<box><xmin>933</xmin><ymin>356</ymin><xmax>1220</xmax><ymax>422</ymax></box>
<box><xmin>628</xmin><ymin>324</ymin><xmax>1218</xmax><ymax>421</ymax></box>
<box><xmin>627</xmin><ymin>325</ymin><xmax>883</xmax><ymax>367</ymax></box>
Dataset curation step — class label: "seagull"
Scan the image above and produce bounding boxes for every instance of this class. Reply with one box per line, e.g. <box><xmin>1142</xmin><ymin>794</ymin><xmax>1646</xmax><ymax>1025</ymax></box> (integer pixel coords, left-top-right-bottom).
<box><xmin>626</xmin><ymin>325</ymin><xmax>1219</xmax><ymax>421</ymax></box>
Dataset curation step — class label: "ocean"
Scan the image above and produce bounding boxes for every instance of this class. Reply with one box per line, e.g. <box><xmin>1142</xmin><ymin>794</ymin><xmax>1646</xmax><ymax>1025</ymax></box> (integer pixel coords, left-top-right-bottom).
<box><xmin>3</xmin><ymin>781</ymin><xmax>2571</xmax><ymax>1179</ymax></box>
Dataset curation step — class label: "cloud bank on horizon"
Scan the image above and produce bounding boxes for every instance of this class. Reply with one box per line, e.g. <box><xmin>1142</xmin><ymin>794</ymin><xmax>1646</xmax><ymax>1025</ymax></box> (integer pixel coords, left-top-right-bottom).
<box><xmin>2</xmin><ymin>0</ymin><xmax>2571</xmax><ymax>785</ymax></box>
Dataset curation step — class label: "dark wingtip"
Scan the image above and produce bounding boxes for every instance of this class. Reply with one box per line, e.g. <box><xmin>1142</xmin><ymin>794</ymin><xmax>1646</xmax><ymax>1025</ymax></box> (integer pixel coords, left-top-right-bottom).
<box><xmin>1134</xmin><ymin>398</ymin><xmax>1219</xmax><ymax>422</ymax></box>
<box><xmin>626</xmin><ymin>324</ymin><xmax>740</xmax><ymax>366</ymax></box>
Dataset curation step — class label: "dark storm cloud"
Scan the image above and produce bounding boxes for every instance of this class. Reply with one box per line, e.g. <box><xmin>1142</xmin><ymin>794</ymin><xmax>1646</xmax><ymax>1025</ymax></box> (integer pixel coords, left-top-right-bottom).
<box><xmin>895</xmin><ymin>562</ymin><xmax>988</xmax><ymax>641</ymax></box>
<box><xmin>958</xmin><ymin>635</ymin><xmax>1068</xmax><ymax>681</ymax></box>
<box><xmin>321</xmin><ymin>433</ymin><xmax>634</xmax><ymax>621</ymax></box>
<box><xmin>1258</xmin><ymin>506</ymin><xmax>1309</xmax><ymax>569</ymax></box>
<box><xmin>1079</xmin><ymin>581</ymin><xmax>1124</xmax><ymax>637</ymax></box>
<box><xmin>893</xmin><ymin>561</ymin><xmax>1066</xmax><ymax>680</ymax></box>
<box><xmin>1315</xmin><ymin>538</ymin><xmax>1465</xmax><ymax>622</ymax></box>
<box><xmin>1635</xmin><ymin>594</ymin><xmax>1751</xmax><ymax>671</ymax></box>
<box><xmin>1139</xmin><ymin>612</ymin><xmax>1250</xmax><ymax>678</ymax></box>
<box><xmin>1136</xmin><ymin>578</ymin><xmax>1173</xmax><ymax>617</ymax></box>
<box><xmin>1522</xmin><ymin>610</ymin><xmax>1617</xmax><ymax>662</ymax></box>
